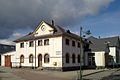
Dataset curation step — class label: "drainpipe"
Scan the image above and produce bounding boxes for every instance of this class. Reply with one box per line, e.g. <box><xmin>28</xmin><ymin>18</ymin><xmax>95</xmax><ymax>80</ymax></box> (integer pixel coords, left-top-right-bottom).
<box><xmin>34</xmin><ymin>40</ymin><xmax>36</xmax><ymax>69</ymax></box>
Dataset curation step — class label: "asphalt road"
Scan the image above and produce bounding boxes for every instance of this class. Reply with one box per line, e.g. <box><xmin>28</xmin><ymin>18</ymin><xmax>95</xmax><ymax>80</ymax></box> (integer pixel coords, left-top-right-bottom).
<box><xmin>0</xmin><ymin>67</ymin><xmax>120</xmax><ymax>80</ymax></box>
<box><xmin>83</xmin><ymin>69</ymin><xmax>120</xmax><ymax>80</ymax></box>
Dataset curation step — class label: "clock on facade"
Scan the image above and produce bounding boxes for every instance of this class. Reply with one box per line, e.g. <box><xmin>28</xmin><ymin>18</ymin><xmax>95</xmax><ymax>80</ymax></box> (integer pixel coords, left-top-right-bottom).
<box><xmin>41</xmin><ymin>25</ymin><xmax>46</xmax><ymax>31</ymax></box>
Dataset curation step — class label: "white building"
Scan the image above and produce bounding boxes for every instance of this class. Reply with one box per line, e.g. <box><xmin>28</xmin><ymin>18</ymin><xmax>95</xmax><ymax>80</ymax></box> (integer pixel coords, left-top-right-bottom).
<box><xmin>1</xmin><ymin>21</ymin><xmax>88</xmax><ymax>71</ymax></box>
<box><xmin>85</xmin><ymin>36</ymin><xmax>120</xmax><ymax>68</ymax></box>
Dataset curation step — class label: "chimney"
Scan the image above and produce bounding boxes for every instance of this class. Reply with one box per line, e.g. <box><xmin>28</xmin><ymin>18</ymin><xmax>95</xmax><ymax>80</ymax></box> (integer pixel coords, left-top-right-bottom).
<box><xmin>51</xmin><ymin>20</ymin><xmax>54</xmax><ymax>26</ymax></box>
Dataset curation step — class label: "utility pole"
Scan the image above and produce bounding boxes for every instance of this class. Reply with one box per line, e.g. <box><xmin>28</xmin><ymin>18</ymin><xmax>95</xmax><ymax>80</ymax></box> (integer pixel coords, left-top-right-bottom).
<box><xmin>79</xmin><ymin>27</ymin><xmax>82</xmax><ymax>80</ymax></box>
<box><xmin>77</xmin><ymin>27</ymin><xmax>91</xmax><ymax>80</ymax></box>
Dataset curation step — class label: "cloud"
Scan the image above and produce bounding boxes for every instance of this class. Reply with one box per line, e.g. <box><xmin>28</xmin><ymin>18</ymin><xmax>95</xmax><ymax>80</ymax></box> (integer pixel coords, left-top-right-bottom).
<box><xmin>0</xmin><ymin>33</ymin><xmax>25</xmax><ymax>45</ymax></box>
<box><xmin>0</xmin><ymin>0</ymin><xmax>114</xmax><ymax>39</ymax></box>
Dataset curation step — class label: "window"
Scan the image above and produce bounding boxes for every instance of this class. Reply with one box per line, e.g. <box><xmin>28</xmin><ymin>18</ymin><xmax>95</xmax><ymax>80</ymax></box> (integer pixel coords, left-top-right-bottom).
<box><xmin>65</xmin><ymin>39</ymin><xmax>69</xmax><ymax>45</ymax></box>
<box><xmin>20</xmin><ymin>42</ymin><xmax>24</xmax><ymax>48</ymax></box>
<box><xmin>29</xmin><ymin>41</ymin><xmax>34</xmax><ymax>47</ymax></box>
<box><xmin>66</xmin><ymin>53</ymin><xmax>69</xmax><ymax>63</ymax></box>
<box><xmin>20</xmin><ymin>55</ymin><xmax>24</xmax><ymax>63</ymax></box>
<box><xmin>72</xmin><ymin>54</ymin><xmax>75</xmax><ymax>63</ymax></box>
<box><xmin>38</xmin><ymin>40</ymin><xmax>42</xmax><ymax>46</ymax></box>
<box><xmin>44</xmin><ymin>54</ymin><xmax>49</xmax><ymax>63</ymax></box>
<box><xmin>29</xmin><ymin>54</ymin><xmax>33</xmax><ymax>63</ymax></box>
<box><xmin>3</xmin><ymin>46</ymin><xmax>7</xmax><ymax>49</ymax></box>
<box><xmin>72</xmin><ymin>41</ymin><xmax>75</xmax><ymax>46</ymax></box>
<box><xmin>78</xmin><ymin>55</ymin><xmax>80</xmax><ymax>63</ymax></box>
<box><xmin>78</xmin><ymin>42</ymin><xmax>80</xmax><ymax>48</ymax></box>
<box><xmin>44</xmin><ymin>39</ymin><xmax>49</xmax><ymax>45</ymax></box>
<box><xmin>11</xmin><ymin>46</ymin><xmax>15</xmax><ymax>49</ymax></box>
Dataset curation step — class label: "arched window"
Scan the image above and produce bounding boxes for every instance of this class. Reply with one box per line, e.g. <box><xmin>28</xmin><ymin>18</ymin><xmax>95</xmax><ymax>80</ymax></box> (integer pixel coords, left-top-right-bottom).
<box><xmin>44</xmin><ymin>54</ymin><xmax>49</xmax><ymax>63</ymax></box>
<box><xmin>66</xmin><ymin>53</ymin><xmax>69</xmax><ymax>63</ymax></box>
<box><xmin>29</xmin><ymin>54</ymin><xmax>33</xmax><ymax>63</ymax></box>
<box><xmin>20</xmin><ymin>55</ymin><xmax>24</xmax><ymax>63</ymax></box>
<box><xmin>72</xmin><ymin>54</ymin><xmax>75</xmax><ymax>63</ymax></box>
<box><xmin>78</xmin><ymin>55</ymin><xmax>80</xmax><ymax>63</ymax></box>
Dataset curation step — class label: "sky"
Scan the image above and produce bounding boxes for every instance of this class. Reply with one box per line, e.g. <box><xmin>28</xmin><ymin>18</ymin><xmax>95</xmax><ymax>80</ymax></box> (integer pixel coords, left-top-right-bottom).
<box><xmin>0</xmin><ymin>0</ymin><xmax>120</xmax><ymax>45</ymax></box>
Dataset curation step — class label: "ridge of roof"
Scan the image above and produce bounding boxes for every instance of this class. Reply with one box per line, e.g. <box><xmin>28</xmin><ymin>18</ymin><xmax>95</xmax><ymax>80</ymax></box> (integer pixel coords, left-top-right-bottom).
<box><xmin>98</xmin><ymin>36</ymin><xmax>119</xmax><ymax>40</ymax></box>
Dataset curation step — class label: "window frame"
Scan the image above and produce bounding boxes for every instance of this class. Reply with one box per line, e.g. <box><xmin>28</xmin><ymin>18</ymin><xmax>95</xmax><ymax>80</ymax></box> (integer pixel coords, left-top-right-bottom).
<box><xmin>38</xmin><ymin>40</ymin><xmax>42</xmax><ymax>46</ymax></box>
<box><xmin>29</xmin><ymin>41</ymin><xmax>34</xmax><ymax>47</ymax></box>
<box><xmin>20</xmin><ymin>42</ymin><xmax>24</xmax><ymax>48</ymax></box>
<box><xmin>72</xmin><ymin>54</ymin><xmax>76</xmax><ymax>63</ymax></box>
<box><xmin>78</xmin><ymin>54</ymin><xmax>80</xmax><ymax>63</ymax></box>
<box><xmin>65</xmin><ymin>39</ymin><xmax>69</xmax><ymax>45</ymax></box>
<box><xmin>72</xmin><ymin>40</ymin><xmax>75</xmax><ymax>47</ymax></box>
<box><xmin>66</xmin><ymin>53</ymin><xmax>70</xmax><ymax>63</ymax></box>
<box><xmin>44</xmin><ymin>39</ymin><xmax>49</xmax><ymax>45</ymax></box>
<box><xmin>29</xmin><ymin>54</ymin><xmax>33</xmax><ymax>63</ymax></box>
<box><xmin>20</xmin><ymin>55</ymin><xmax>24</xmax><ymax>63</ymax></box>
<box><xmin>44</xmin><ymin>54</ymin><xmax>50</xmax><ymax>63</ymax></box>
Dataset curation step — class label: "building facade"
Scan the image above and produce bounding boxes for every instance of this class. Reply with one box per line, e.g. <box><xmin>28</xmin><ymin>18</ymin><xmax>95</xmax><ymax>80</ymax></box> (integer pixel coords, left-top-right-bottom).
<box><xmin>1</xmin><ymin>21</ymin><xmax>88</xmax><ymax>71</ymax></box>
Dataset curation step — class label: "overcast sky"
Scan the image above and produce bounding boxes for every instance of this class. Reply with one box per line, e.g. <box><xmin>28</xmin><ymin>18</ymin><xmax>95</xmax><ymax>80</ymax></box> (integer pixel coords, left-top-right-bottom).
<box><xmin>0</xmin><ymin>0</ymin><xmax>120</xmax><ymax>45</ymax></box>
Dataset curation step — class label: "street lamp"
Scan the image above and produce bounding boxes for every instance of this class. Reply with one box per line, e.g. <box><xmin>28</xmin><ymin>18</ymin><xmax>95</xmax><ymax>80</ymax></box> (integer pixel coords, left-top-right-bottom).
<box><xmin>77</xmin><ymin>27</ymin><xmax>91</xmax><ymax>80</ymax></box>
<box><xmin>104</xmin><ymin>41</ymin><xmax>110</xmax><ymax>68</ymax></box>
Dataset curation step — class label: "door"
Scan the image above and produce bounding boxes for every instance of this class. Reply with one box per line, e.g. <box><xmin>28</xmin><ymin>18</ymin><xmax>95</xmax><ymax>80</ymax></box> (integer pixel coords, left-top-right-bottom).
<box><xmin>88</xmin><ymin>53</ymin><xmax>95</xmax><ymax>66</ymax></box>
<box><xmin>38</xmin><ymin>54</ymin><xmax>42</xmax><ymax>67</ymax></box>
<box><xmin>5</xmin><ymin>55</ymin><xmax>11</xmax><ymax>67</ymax></box>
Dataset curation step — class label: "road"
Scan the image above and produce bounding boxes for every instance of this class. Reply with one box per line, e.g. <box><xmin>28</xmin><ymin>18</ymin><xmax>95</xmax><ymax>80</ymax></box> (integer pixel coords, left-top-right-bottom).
<box><xmin>83</xmin><ymin>69</ymin><xmax>120</xmax><ymax>80</ymax></box>
<box><xmin>0</xmin><ymin>67</ymin><xmax>120</xmax><ymax>80</ymax></box>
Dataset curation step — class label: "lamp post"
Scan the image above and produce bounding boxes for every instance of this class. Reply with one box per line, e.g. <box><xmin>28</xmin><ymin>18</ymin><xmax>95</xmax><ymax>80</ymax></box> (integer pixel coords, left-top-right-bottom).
<box><xmin>104</xmin><ymin>41</ymin><xmax>110</xmax><ymax>68</ymax></box>
<box><xmin>78</xmin><ymin>27</ymin><xmax>91</xmax><ymax>80</ymax></box>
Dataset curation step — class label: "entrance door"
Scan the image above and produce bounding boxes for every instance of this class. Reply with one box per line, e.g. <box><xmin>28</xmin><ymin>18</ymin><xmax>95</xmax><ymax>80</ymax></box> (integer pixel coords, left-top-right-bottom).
<box><xmin>38</xmin><ymin>54</ymin><xmax>42</xmax><ymax>67</ymax></box>
<box><xmin>5</xmin><ymin>55</ymin><xmax>11</xmax><ymax>67</ymax></box>
<box><xmin>88</xmin><ymin>53</ymin><xmax>95</xmax><ymax>66</ymax></box>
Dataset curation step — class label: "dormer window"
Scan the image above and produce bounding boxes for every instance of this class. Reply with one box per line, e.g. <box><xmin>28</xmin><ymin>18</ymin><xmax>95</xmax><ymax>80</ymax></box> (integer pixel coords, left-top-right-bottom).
<box><xmin>20</xmin><ymin>42</ymin><xmax>24</xmax><ymax>48</ymax></box>
<box><xmin>44</xmin><ymin>39</ymin><xmax>49</xmax><ymax>45</ymax></box>
<box><xmin>29</xmin><ymin>41</ymin><xmax>34</xmax><ymax>47</ymax></box>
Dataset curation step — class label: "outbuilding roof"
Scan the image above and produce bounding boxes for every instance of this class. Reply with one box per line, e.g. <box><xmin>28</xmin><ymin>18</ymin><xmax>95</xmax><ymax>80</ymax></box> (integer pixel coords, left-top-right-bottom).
<box><xmin>88</xmin><ymin>36</ymin><xmax>119</xmax><ymax>51</ymax></box>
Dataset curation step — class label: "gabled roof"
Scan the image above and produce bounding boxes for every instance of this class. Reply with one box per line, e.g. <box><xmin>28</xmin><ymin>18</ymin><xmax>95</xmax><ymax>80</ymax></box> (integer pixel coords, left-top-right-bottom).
<box><xmin>33</xmin><ymin>21</ymin><xmax>56</xmax><ymax>33</ymax></box>
<box><xmin>14</xmin><ymin>21</ymin><xmax>81</xmax><ymax>42</ymax></box>
<box><xmin>88</xmin><ymin>36</ymin><xmax>119</xmax><ymax>51</ymax></box>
